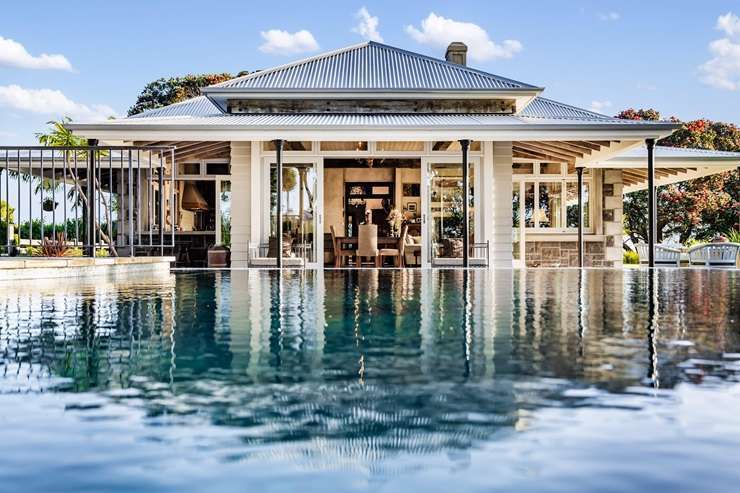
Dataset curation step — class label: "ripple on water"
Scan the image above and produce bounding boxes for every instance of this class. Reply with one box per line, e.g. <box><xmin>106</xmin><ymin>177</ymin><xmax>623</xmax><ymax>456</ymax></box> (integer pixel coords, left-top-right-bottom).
<box><xmin>0</xmin><ymin>268</ymin><xmax>738</xmax><ymax>492</ymax></box>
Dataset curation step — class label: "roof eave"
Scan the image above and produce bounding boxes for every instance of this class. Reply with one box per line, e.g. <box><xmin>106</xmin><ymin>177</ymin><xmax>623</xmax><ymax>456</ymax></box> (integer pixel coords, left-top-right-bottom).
<box><xmin>67</xmin><ymin>121</ymin><xmax>679</xmax><ymax>142</ymax></box>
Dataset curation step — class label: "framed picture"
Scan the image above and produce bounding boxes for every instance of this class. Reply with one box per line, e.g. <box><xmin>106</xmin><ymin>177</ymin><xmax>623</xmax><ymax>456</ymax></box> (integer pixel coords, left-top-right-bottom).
<box><xmin>403</xmin><ymin>183</ymin><xmax>421</xmax><ymax>197</ymax></box>
<box><xmin>406</xmin><ymin>202</ymin><xmax>418</xmax><ymax>213</ymax></box>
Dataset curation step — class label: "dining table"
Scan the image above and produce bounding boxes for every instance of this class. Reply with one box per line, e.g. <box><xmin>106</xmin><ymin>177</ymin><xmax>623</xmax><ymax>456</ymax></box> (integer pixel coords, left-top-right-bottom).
<box><xmin>335</xmin><ymin>236</ymin><xmax>400</xmax><ymax>249</ymax></box>
<box><xmin>334</xmin><ymin>236</ymin><xmax>421</xmax><ymax>266</ymax></box>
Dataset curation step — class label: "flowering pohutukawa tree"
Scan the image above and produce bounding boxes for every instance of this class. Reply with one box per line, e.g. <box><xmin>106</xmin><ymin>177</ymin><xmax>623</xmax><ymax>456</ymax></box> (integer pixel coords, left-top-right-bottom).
<box><xmin>618</xmin><ymin>109</ymin><xmax>740</xmax><ymax>247</ymax></box>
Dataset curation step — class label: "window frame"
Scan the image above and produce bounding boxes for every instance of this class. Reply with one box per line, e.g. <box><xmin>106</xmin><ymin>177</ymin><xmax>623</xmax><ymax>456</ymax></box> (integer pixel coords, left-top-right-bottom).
<box><xmin>512</xmin><ymin>161</ymin><xmax>593</xmax><ymax>234</ymax></box>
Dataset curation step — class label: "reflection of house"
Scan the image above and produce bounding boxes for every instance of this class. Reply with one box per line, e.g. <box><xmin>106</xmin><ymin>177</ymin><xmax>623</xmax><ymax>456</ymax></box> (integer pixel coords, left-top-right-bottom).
<box><xmin>63</xmin><ymin>41</ymin><xmax>740</xmax><ymax>268</ymax></box>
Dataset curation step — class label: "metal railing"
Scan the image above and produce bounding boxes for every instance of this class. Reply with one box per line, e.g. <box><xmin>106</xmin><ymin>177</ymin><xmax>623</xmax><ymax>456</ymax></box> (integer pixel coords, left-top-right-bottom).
<box><xmin>1</xmin><ymin>145</ymin><xmax>176</xmax><ymax>258</ymax></box>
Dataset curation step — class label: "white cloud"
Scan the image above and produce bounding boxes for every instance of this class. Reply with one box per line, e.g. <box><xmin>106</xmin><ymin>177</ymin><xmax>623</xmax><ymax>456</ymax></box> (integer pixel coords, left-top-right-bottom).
<box><xmin>717</xmin><ymin>12</ymin><xmax>740</xmax><ymax>37</ymax></box>
<box><xmin>589</xmin><ymin>100</ymin><xmax>612</xmax><ymax>114</ymax></box>
<box><xmin>353</xmin><ymin>7</ymin><xmax>383</xmax><ymax>42</ymax></box>
<box><xmin>259</xmin><ymin>29</ymin><xmax>319</xmax><ymax>55</ymax></box>
<box><xmin>405</xmin><ymin>12</ymin><xmax>522</xmax><ymax>62</ymax></box>
<box><xmin>0</xmin><ymin>85</ymin><xmax>115</xmax><ymax>121</ymax></box>
<box><xmin>0</xmin><ymin>36</ymin><xmax>73</xmax><ymax>71</ymax></box>
<box><xmin>598</xmin><ymin>12</ymin><xmax>621</xmax><ymax>21</ymax></box>
<box><xmin>699</xmin><ymin>12</ymin><xmax>740</xmax><ymax>91</ymax></box>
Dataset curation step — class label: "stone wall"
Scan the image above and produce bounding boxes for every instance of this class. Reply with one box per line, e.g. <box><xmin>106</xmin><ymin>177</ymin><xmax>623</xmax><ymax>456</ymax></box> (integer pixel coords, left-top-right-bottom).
<box><xmin>602</xmin><ymin>169</ymin><xmax>624</xmax><ymax>267</ymax></box>
<box><xmin>525</xmin><ymin>240</ymin><xmax>606</xmax><ymax>267</ymax></box>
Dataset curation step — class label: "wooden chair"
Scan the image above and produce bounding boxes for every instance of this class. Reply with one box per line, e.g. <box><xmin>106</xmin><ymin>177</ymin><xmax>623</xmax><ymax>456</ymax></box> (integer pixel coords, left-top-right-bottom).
<box><xmin>357</xmin><ymin>224</ymin><xmax>379</xmax><ymax>267</ymax></box>
<box><xmin>379</xmin><ymin>225</ymin><xmax>408</xmax><ymax>267</ymax></box>
<box><xmin>330</xmin><ymin>225</ymin><xmax>354</xmax><ymax>267</ymax></box>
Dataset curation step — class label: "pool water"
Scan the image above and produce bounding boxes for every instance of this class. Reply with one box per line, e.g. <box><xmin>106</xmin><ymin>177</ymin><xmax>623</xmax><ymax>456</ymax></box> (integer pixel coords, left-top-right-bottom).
<box><xmin>1</xmin><ymin>269</ymin><xmax>739</xmax><ymax>493</ymax></box>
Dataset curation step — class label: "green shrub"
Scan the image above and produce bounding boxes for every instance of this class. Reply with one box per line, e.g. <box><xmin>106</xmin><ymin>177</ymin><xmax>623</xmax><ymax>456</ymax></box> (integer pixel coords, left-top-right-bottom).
<box><xmin>726</xmin><ymin>229</ymin><xmax>740</xmax><ymax>244</ymax></box>
<box><xmin>623</xmin><ymin>250</ymin><xmax>639</xmax><ymax>265</ymax></box>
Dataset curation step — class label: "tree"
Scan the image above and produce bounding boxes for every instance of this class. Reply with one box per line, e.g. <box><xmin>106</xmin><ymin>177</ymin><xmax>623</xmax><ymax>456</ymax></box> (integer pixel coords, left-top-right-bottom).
<box><xmin>127</xmin><ymin>73</ymin><xmax>247</xmax><ymax>116</ymax></box>
<box><xmin>35</xmin><ymin>118</ymin><xmax>118</xmax><ymax>254</ymax></box>
<box><xmin>617</xmin><ymin>108</ymin><xmax>740</xmax><ymax>246</ymax></box>
<box><xmin>0</xmin><ymin>200</ymin><xmax>16</xmax><ymax>246</ymax></box>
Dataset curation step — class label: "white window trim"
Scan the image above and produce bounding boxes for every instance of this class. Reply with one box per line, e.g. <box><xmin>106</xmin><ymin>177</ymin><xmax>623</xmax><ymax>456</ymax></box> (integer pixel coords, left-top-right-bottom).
<box><xmin>512</xmin><ymin>161</ymin><xmax>593</xmax><ymax>234</ymax></box>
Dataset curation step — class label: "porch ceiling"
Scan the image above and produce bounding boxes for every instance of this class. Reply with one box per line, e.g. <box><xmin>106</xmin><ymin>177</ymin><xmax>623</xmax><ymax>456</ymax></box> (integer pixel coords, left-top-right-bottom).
<box><xmin>133</xmin><ymin>141</ymin><xmax>231</xmax><ymax>161</ymax></box>
<box><xmin>622</xmin><ymin>165</ymin><xmax>736</xmax><ymax>194</ymax></box>
<box><xmin>513</xmin><ymin>140</ymin><xmax>623</xmax><ymax>166</ymax></box>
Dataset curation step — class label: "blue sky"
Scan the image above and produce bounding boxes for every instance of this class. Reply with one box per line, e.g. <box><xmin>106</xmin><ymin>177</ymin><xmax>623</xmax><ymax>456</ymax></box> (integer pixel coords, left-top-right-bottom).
<box><xmin>1</xmin><ymin>0</ymin><xmax>739</xmax><ymax>144</ymax></box>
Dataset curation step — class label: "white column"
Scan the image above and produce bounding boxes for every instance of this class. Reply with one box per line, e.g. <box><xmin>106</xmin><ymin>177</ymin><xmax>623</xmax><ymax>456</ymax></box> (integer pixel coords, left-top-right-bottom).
<box><xmin>229</xmin><ymin>141</ymin><xmax>251</xmax><ymax>268</ymax></box>
<box><xmin>250</xmin><ymin>141</ymin><xmax>262</xmax><ymax>244</ymax></box>
<box><xmin>481</xmin><ymin>141</ymin><xmax>495</xmax><ymax>251</ymax></box>
<box><xmin>490</xmin><ymin>141</ymin><xmax>514</xmax><ymax>268</ymax></box>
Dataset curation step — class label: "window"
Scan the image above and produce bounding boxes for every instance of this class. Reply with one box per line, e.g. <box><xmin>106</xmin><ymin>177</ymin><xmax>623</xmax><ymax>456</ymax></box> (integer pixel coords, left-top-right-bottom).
<box><xmin>566</xmin><ymin>182</ymin><xmax>590</xmax><ymax>228</ymax></box>
<box><xmin>376</xmin><ymin>141</ymin><xmax>425</xmax><ymax>152</ymax></box>
<box><xmin>538</xmin><ymin>182</ymin><xmax>562</xmax><ymax>228</ymax></box>
<box><xmin>539</xmin><ymin>162</ymin><xmax>562</xmax><ymax>174</ymax></box>
<box><xmin>513</xmin><ymin>161</ymin><xmax>592</xmax><ymax>231</ymax></box>
<box><xmin>513</xmin><ymin>163</ymin><xmax>533</xmax><ymax>175</ymax></box>
<box><xmin>262</xmin><ymin>141</ymin><xmax>312</xmax><ymax>151</ymax></box>
<box><xmin>206</xmin><ymin>162</ymin><xmax>230</xmax><ymax>175</ymax></box>
<box><xmin>432</xmin><ymin>141</ymin><xmax>482</xmax><ymax>152</ymax></box>
<box><xmin>524</xmin><ymin>182</ymin><xmax>535</xmax><ymax>227</ymax></box>
<box><xmin>178</xmin><ymin>162</ymin><xmax>200</xmax><ymax>175</ymax></box>
<box><xmin>320</xmin><ymin>141</ymin><xmax>368</xmax><ymax>151</ymax></box>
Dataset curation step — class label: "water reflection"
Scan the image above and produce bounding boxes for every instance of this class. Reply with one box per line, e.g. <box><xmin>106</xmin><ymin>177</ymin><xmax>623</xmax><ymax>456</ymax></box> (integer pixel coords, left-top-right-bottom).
<box><xmin>0</xmin><ymin>268</ymin><xmax>739</xmax><ymax>484</ymax></box>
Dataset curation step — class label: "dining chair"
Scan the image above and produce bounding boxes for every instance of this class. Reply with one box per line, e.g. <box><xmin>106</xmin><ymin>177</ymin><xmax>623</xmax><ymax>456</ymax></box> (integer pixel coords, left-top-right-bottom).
<box><xmin>330</xmin><ymin>225</ymin><xmax>354</xmax><ymax>267</ymax></box>
<box><xmin>379</xmin><ymin>225</ymin><xmax>408</xmax><ymax>267</ymax></box>
<box><xmin>357</xmin><ymin>224</ymin><xmax>379</xmax><ymax>267</ymax></box>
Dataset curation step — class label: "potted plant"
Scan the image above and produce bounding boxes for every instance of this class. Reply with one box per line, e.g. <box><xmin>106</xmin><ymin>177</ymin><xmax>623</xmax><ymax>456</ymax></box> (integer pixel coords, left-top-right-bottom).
<box><xmin>42</xmin><ymin>197</ymin><xmax>58</xmax><ymax>212</ymax></box>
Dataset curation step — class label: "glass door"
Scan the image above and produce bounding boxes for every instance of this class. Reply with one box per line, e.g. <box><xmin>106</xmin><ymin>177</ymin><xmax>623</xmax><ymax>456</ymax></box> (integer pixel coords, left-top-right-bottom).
<box><xmin>264</xmin><ymin>160</ymin><xmax>321</xmax><ymax>267</ymax></box>
<box><xmin>422</xmin><ymin>158</ymin><xmax>477</xmax><ymax>267</ymax></box>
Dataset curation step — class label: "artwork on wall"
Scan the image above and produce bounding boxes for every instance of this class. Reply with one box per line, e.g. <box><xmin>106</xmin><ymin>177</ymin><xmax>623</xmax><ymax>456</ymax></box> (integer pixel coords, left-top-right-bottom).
<box><xmin>403</xmin><ymin>183</ymin><xmax>420</xmax><ymax>197</ymax></box>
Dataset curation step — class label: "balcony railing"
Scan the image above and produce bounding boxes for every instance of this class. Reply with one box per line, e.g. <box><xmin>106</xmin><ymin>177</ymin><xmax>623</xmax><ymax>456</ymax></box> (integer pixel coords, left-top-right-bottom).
<box><xmin>1</xmin><ymin>146</ymin><xmax>176</xmax><ymax>258</ymax></box>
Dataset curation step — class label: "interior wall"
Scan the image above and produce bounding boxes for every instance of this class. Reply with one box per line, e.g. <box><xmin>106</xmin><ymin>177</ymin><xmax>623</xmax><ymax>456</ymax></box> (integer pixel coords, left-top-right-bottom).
<box><xmin>323</xmin><ymin>168</ymin><xmax>344</xmax><ymax>234</ymax></box>
<box><xmin>323</xmin><ymin>167</ymin><xmax>410</xmax><ymax>234</ymax></box>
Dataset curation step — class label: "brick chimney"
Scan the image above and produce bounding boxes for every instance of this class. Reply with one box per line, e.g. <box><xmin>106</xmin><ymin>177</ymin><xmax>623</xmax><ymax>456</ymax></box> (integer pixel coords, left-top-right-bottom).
<box><xmin>445</xmin><ymin>42</ymin><xmax>467</xmax><ymax>66</ymax></box>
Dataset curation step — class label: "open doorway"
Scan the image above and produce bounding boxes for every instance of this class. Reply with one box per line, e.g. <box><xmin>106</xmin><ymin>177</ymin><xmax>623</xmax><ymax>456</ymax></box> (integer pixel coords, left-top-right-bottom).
<box><xmin>323</xmin><ymin>158</ymin><xmax>422</xmax><ymax>267</ymax></box>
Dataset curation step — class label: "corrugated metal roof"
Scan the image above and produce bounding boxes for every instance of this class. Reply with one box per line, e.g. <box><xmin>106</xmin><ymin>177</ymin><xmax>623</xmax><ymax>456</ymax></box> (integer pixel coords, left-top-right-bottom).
<box><xmin>615</xmin><ymin>145</ymin><xmax>740</xmax><ymax>159</ymax></box>
<box><xmin>123</xmin><ymin>95</ymin><xmax>651</xmax><ymax>126</ymax></box>
<box><xmin>519</xmin><ymin>97</ymin><xmax>613</xmax><ymax>120</ymax></box>
<box><xmin>129</xmin><ymin>96</ymin><xmax>222</xmax><ymax>119</ymax></box>
<box><xmin>206</xmin><ymin>42</ymin><xmax>539</xmax><ymax>91</ymax></box>
<box><xmin>108</xmin><ymin>111</ymin><xmax>668</xmax><ymax>128</ymax></box>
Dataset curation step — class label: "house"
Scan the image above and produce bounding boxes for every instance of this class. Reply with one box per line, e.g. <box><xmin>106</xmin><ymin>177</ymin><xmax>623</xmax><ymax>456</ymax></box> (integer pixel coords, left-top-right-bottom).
<box><xmin>60</xmin><ymin>41</ymin><xmax>740</xmax><ymax>268</ymax></box>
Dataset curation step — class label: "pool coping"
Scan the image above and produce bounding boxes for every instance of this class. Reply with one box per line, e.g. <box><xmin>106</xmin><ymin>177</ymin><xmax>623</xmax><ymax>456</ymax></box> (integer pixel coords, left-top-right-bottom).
<box><xmin>0</xmin><ymin>256</ymin><xmax>176</xmax><ymax>281</ymax></box>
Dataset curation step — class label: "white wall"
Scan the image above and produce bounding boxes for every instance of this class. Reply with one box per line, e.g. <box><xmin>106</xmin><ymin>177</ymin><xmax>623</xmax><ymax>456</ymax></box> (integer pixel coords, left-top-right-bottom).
<box><xmin>229</xmin><ymin>142</ymin><xmax>251</xmax><ymax>267</ymax></box>
<box><xmin>488</xmin><ymin>141</ymin><xmax>514</xmax><ymax>267</ymax></box>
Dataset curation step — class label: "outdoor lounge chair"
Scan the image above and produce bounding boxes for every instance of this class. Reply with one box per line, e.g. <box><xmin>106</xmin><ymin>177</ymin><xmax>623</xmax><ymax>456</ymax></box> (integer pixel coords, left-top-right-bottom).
<box><xmin>636</xmin><ymin>243</ymin><xmax>681</xmax><ymax>266</ymax></box>
<box><xmin>688</xmin><ymin>243</ymin><xmax>740</xmax><ymax>267</ymax></box>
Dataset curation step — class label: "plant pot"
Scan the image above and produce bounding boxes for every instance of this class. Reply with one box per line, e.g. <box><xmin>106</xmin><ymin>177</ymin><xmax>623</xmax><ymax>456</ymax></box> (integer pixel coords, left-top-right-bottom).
<box><xmin>207</xmin><ymin>245</ymin><xmax>230</xmax><ymax>268</ymax></box>
<box><xmin>42</xmin><ymin>198</ymin><xmax>57</xmax><ymax>212</ymax></box>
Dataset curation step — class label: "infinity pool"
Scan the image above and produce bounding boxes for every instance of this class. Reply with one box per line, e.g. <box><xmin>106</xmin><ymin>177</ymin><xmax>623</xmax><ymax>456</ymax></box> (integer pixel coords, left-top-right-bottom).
<box><xmin>1</xmin><ymin>269</ymin><xmax>738</xmax><ymax>492</ymax></box>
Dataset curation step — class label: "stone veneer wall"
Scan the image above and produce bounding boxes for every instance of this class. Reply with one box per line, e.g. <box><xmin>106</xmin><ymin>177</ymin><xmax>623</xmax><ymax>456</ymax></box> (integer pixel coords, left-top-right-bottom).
<box><xmin>602</xmin><ymin>169</ymin><xmax>624</xmax><ymax>267</ymax></box>
<box><xmin>524</xmin><ymin>169</ymin><xmax>624</xmax><ymax>268</ymax></box>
